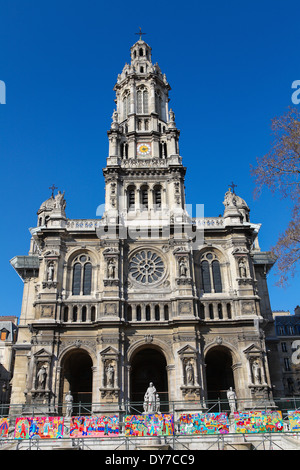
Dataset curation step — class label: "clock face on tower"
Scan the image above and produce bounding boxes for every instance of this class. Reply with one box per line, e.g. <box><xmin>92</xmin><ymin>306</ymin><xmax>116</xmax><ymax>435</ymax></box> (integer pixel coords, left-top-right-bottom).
<box><xmin>137</xmin><ymin>142</ymin><xmax>151</xmax><ymax>156</ymax></box>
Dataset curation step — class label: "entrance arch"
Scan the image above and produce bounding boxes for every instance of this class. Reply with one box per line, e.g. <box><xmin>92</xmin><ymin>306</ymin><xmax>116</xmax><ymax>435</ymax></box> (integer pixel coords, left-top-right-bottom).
<box><xmin>130</xmin><ymin>347</ymin><xmax>168</xmax><ymax>410</ymax></box>
<box><xmin>205</xmin><ymin>346</ymin><xmax>235</xmax><ymax>401</ymax></box>
<box><xmin>59</xmin><ymin>349</ymin><xmax>93</xmax><ymax>412</ymax></box>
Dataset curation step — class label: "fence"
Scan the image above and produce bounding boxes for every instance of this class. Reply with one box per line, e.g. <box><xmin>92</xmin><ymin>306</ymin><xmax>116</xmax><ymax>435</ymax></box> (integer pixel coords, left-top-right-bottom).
<box><xmin>1</xmin><ymin>396</ymin><xmax>300</xmax><ymax>450</ymax></box>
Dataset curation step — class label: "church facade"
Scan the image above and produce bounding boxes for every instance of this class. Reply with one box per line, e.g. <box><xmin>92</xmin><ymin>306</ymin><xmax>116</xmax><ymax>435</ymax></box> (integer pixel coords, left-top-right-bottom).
<box><xmin>10</xmin><ymin>37</ymin><xmax>277</xmax><ymax>415</ymax></box>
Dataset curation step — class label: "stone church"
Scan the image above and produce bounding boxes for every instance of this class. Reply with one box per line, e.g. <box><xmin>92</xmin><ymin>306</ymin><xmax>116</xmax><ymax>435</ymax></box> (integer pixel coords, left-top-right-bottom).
<box><xmin>10</xmin><ymin>36</ymin><xmax>277</xmax><ymax>415</ymax></box>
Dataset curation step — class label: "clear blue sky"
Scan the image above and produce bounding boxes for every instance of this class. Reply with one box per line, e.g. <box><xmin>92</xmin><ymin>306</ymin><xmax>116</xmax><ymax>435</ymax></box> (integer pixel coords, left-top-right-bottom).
<box><xmin>0</xmin><ymin>0</ymin><xmax>299</xmax><ymax>317</ymax></box>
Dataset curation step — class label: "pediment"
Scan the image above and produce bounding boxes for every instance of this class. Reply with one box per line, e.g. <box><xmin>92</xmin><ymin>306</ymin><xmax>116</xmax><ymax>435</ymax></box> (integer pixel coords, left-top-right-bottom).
<box><xmin>243</xmin><ymin>344</ymin><xmax>262</xmax><ymax>356</ymax></box>
<box><xmin>33</xmin><ymin>348</ymin><xmax>52</xmax><ymax>359</ymax></box>
<box><xmin>177</xmin><ymin>344</ymin><xmax>197</xmax><ymax>356</ymax></box>
<box><xmin>100</xmin><ymin>345</ymin><xmax>119</xmax><ymax>357</ymax></box>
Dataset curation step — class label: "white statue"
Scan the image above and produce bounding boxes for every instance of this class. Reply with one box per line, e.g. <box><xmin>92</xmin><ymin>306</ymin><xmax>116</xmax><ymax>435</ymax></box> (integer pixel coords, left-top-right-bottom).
<box><xmin>227</xmin><ymin>387</ymin><xmax>237</xmax><ymax>413</ymax></box>
<box><xmin>106</xmin><ymin>363</ymin><xmax>115</xmax><ymax>388</ymax></box>
<box><xmin>47</xmin><ymin>263</ymin><xmax>54</xmax><ymax>281</ymax></box>
<box><xmin>144</xmin><ymin>382</ymin><xmax>157</xmax><ymax>413</ymax></box>
<box><xmin>37</xmin><ymin>364</ymin><xmax>47</xmax><ymax>389</ymax></box>
<box><xmin>185</xmin><ymin>361</ymin><xmax>194</xmax><ymax>386</ymax></box>
<box><xmin>65</xmin><ymin>391</ymin><xmax>73</xmax><ymax>418</ymax></box>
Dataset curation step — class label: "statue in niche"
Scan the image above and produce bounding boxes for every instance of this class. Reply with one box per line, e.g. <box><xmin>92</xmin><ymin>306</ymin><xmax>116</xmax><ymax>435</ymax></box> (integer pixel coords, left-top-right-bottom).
<box><xmin>227</xmin><ymin>387</ymin><xmax>237</xmax><ymax>413</ymax></box>
<box><xmin>47</xmin><ymin>262</ymin><xmax>54</xmax><ymax>281</ymax></box>
<box><xmin>37</xmin><ymin>364</ymin><xmax>47</xmax><ymax>389</ymax></box>
<box><xmin>238</xmin><ymin>258</ymin><xmax>247</xmax><ymax>278</ymax></box>
<box><xmin>106</xmin><ymin>363</ymin><xmax>115</xmax><ymax>388</ymax></box>
<box><xmin>143</xmin><ymin>382</ymin><xmax>157</xmax><ymax>413</ymax></box>
<box><xmin>179</xmin><ymin>258</ymin><xmax>188</xmax><ymax>277</ymax></box>
<box><xmin>65</xmin><ymin>390</ymin><xmax>73</xmax><ymax>418</ymax></box>
<box><xmin>185</xmin><ymin>361</ymin><xmax>194</xmax><ymax>386</ymax></box>
<box><xmin>252</xmin><ymin>359</ymin><xmax>262</xmax><ymax>385</ymax></box>
<box><xmin>107</xmin><ymin>259</ymin><xmax>116</xmax><ymax>279</ymax></box>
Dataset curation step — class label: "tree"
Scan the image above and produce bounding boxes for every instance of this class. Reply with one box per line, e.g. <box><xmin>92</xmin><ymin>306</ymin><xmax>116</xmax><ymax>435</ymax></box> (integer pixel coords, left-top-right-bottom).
<box><xmin>251</xmin><ymin>106</ymin><xmax>300</xmax><ymax>286</ymax></box>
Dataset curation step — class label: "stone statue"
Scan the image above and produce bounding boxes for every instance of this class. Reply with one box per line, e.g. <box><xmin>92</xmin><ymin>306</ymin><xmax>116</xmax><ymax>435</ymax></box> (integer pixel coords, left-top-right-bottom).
<box><xmin>54</xmin><ymin>190</ymin><xmax>66</xmax><ymax>211</ymax></box>
<box><xmin>252</xmin><ymin>359</ymin><xmax>262</xmax><ymax>384</ymax></box>
<box><xmin>179</xmin><ymin>258</ymin><xmax>188</xmax><ymax>277</ymax></box>
<box><xmin>106</xmin><ymin>363</ymin><xmax>115</xmax><ymax>388</ymax></box>
<box><xmin>37</xmin><ymin>364</ymin><xmax>47</xmax><ymax>389</ymax></box>
<box><xmin>143</xmin><ymin>382</ymin><xmax>157</xmax><ymax>413</ymax></box>
<box><xmin>47</xmin><ymin>263</ymin><xmax>54</xmax><ymax>281</ymax></box>
<box><xmin>227</xmin><ymin>387</ymin><xmax>237</xmax><ymax>413</ymax></box>
<box><xmin>65</xmin><ymin>391</ymin><xmax>73</xmax><ymax>418</ymax></box>
<box><xmin>108</xmin><ymin>260</ymin><xmax>116</xmax><ymax>279</ymax></box>
<box><xmin>185</xmin><ymin>361</ymin><xmax>194</xmax><ymax>386</ymax></box>
<box><xmin>155</xmin><ymin>393</ymin><xmax>161</xmax><ymax>413</ymax></box>
<box><xmin>238</xmin><ymin>258</ymin><xmax>247</xmax><ymax>278</ymax></box>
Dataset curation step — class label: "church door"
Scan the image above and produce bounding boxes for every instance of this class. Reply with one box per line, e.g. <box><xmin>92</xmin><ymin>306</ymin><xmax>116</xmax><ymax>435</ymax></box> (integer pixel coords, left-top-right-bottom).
<box><xmin>130</xmin><ymin>348</ymin><xmax>168</xmax><ymax>412</ymax></box>
<box><xmin>205</xmin><ymin>346</ymin><xmax>235</xmax><ymax>404</ymax></box>
<box><xmin>59</xmin><ymin>350</ymin><xmax>93</xmax><ymax>414</ymax></box>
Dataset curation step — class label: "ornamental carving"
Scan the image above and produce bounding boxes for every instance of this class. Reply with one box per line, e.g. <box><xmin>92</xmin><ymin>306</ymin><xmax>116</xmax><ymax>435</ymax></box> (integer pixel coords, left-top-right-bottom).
<box><xmin>129</xmin><ymin>250</ymin><xmax>165</xmax><ymax>285</ymax></box>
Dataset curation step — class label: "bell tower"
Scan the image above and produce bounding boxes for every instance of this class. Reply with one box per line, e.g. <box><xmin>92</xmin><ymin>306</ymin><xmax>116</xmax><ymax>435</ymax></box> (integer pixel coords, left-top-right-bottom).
<box><xmin>104</xmin><ymin>33</ymin><xmax>185</xmax><ymax>223</ymax></box>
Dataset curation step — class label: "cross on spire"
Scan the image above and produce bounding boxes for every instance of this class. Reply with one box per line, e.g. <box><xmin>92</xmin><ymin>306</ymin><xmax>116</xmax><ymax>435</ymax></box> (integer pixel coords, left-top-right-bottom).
<box><xmin>135</xmin><ymin>27</ymin><xmax>146</xmax><ymax>41</ymax></box>
<box><xmin>49</xmin><ymin>184</ymin><xmax>58</xmax><ymax>197</ymax></box>
<box><xmin>229</xmin><ymin>182</ymin><xmax>237</xmax><ymax>194</ymax></box>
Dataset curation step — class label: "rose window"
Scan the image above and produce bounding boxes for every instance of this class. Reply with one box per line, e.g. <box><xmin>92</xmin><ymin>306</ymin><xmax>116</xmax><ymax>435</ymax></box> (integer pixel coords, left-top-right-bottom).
<box><xmin>129</xmin><ymin>250</ymin><xmax>164</xmax><ymax>284</ymax></box>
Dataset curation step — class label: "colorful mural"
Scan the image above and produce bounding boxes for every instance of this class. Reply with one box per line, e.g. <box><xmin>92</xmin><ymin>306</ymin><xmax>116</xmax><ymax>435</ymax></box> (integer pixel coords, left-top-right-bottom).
<box><xmin>0</xmin><ymin>418</ymin><xmax>9</xmax><ymax>438</ymax></box>
<box><xmin>179</xmin><ymin>413</ymin><xmax>229</xmax><ymax>435</ymax></box>
<box><xmin>234</xmin><ymin>411</ymin><xmax>283</xmax><ymax>433</ymax></box>
<box><xmin>125</xmin><ymin>413</ymin><xmax>174</xmax><ymax>437</ymax></box>
<box><xmin>14</xmin><ymin>417</ymin><xmax>64</xmax><ymax>439</ymax></box>
<box><xmin>69</xmin><ymin>415</ymin><xmax>119</xmax><ymax>437</ymax></box>
<box><xmin>287</xmin><ymin>410</ymin><xmax>300</xmax><ymax>432</ymax></box>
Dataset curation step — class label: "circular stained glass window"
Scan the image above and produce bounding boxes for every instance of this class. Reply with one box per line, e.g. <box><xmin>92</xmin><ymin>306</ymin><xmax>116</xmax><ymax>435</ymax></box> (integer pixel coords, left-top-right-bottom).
<box><xmin>129</xmin><ymin>250</ymin><xmax>165</xmax><ymax>284</ymax></box>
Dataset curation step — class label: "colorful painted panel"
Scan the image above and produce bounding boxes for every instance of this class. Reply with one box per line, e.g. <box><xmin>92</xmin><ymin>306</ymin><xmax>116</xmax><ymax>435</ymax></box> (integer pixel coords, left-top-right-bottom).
<box><xmin>69</xmin><ymin>415</ymin><xmax>119</xmax><ymax>438</ymax></box>
<box><xmin>14</xmin><ymin>417</ymin><xmax>64</xmax><ymax>439</ymax></box>
<box><xmin>0</xmin><ymin>418</ymin><xmax>9</xmax><ymax>438</ymax></box>
<box><xmin>125</xmin><ymin>414</ymin><xmax>174</xmax><ymax>437</ymax></box>
<box><xmin>234</xmin><ymin>411</ymin><xmax>283</xmax><ymax>433</ymax></box>
<box><xmin>179</xmin><ymin>413</ymin><xmax>229</xmax><ymax>435</ymax></box>
<box><xmin>288</xmin><ymin>410</ymin><xmax>300</xmax><ymax>432</ymax></box>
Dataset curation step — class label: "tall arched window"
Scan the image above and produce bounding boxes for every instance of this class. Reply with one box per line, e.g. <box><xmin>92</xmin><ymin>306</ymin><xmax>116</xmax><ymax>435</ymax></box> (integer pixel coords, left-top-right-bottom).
<box><xmin>123</xmin><ymin>92</ymin><xmax>130</xmax><ymax>120</ymax></box>
<box><xmin>137</xmin><ymin>87</ymin><xmax>148</xmax><ymax>114</ymax></box>
<box><xmin>72</xmin><ymin>255</ymin><xmax>93</xmax><ymax>295</ymax></box>
<box><xmin>127</xmin><ymin>185</ymin><xmax>135</xmax><ymax>211</ymax></box>
<box><xmin>154</xmin><ymin>186</ymin><xmax>162</xmax><ymax>210</ymax></box>
<box><xmin>200</xmin><ymin>252</ymin><xmax>223</xmax><ymax>293</ymax></box>
<box><xmin>140</xmin><ymin>185</ymin><xmax>149</xmax><ymax>210</ymax></box>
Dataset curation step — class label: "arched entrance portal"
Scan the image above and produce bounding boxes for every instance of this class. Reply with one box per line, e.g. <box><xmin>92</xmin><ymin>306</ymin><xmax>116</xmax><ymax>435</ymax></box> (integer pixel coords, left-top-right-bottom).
<box><xmin>205</xmin><ymin>346</ymin><xmax>235</xmax><ymax>402</ymax></box>
<box><xmin>60</xmin><ymin>349</ymin><xmax>93</xmax><ymax>413</ymax></box>
<box><xmin>130</xmin><ymin>348</ymin><xmax>168</xmax><ymax>411</ymax></box>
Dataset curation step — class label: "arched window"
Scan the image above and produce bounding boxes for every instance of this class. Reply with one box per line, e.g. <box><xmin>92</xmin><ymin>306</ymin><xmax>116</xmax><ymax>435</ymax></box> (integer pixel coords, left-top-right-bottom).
<box><xmin>155</xmin><ymin>305</ymin><xmax>160</xmax><ymax>321</ymax></box>
<box><xmin>200</xmin><ymin>252</ymin><xmax>223</xmax><ymax>293</ymax></box>
<box><xmin>123</xmin><ymin>92</ymin><xmax>130</xmax><ymax>120</ymax></box>
<box><xmin>201</xmin><ymin>260</ymin><xmax>211</xmax><ymax>293</ymax></box>
<box><xmin>154</xmin><ymin>186</ymin><xmax>162</xmax><ymax>210</ymax></box>
<box><xmin>72</xmin><ymin>263</ymin><xmax>82</xmax><ymax>295</ymax></box>
<box><xmin>127</xmin><ymin>186</ymin><xmax>135</xmax><ymax>211</ymax></box>
<box><xmin>137</xmin><ymin>87</ymin><xmax>148</xmax><ymax>114</ymax></box>
<box><xmin>155</xmin><ymin>90</ymin><xmax>162</xmax><ymax>118</ymax></box>
<box><xmin>164</xmin><ymin>305</ymin><xmax>169</xmax><ymax>320</ymax></box>
<box><xmin>140</xmin><ymin>185</ymin><xmax>148</xmax><ymax>210</ymax></box>
<box><xmin>136</xmin><ymin>305</ymin><xmax>141</xmax><ymax>321</ymax></box>
<box><xmin>72</xmin><ymin>255</ymin><xmax>93</xmax><ymax>296</ymax></box>
<box><xmin>146</xmin><ymin>305</ymin><xmax>151</xmax><ymax>321</ymax></box>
